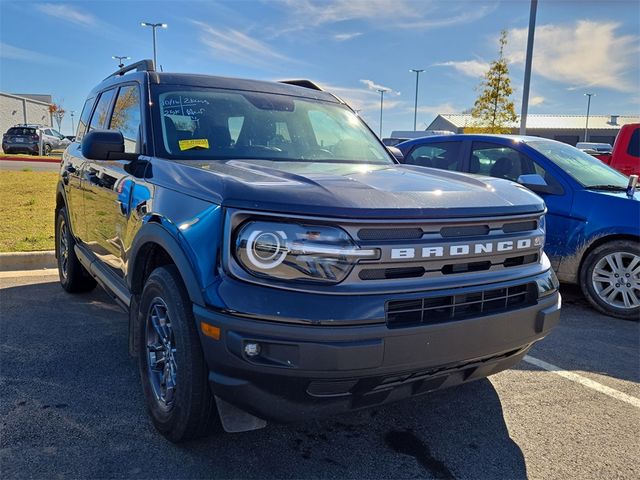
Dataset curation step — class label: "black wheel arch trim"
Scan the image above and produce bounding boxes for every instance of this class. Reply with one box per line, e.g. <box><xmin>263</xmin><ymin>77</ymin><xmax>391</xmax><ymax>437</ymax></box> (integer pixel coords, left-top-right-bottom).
<box><xmin>128</xmin><ymin>222</ymin><xmax>205</xmax><ymax>306</ymax></box>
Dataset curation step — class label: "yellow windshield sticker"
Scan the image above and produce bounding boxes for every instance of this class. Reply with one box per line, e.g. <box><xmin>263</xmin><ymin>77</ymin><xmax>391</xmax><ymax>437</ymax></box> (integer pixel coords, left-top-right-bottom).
<box><xmin>179</xmin><ymin>138</ymin><xmax>210</xmax><ymax>151</ymax></box>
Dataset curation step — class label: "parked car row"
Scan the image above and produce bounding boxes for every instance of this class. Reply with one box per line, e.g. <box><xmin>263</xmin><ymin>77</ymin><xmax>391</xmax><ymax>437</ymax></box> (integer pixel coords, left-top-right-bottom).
<box><xmin>395</xmin><ymin>134</ymin><xmax>639</xmax><ymax>319</ymax></box>
<box><xmin>1</xmin><ymin>124</ymin><xmax>70</xmax><ymax>155</ymax></box>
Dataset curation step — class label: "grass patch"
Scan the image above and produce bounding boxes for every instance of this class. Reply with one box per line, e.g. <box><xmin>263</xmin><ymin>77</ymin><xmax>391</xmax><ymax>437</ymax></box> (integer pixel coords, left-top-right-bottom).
<box><xmin>0</xmin><ymin>171</ymin><xmax>58</xmax><ymax>252</ymax></box>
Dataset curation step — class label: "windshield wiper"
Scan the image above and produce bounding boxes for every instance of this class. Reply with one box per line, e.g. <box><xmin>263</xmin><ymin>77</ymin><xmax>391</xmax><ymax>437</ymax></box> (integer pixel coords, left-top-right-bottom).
<box><xmin>585</xmin><ymin>184</ymin><xmax>627</xmax><ymax>191</ymax></box>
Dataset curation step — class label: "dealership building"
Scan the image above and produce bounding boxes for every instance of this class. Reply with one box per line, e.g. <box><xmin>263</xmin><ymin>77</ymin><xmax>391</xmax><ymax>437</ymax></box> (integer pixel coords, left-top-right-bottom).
<box><xmin>426</xmin><ymin>113</ymin><xmax>639</xmax><ymax>146</ymax></box>
<box><xmin>0</xmin><ymin>92</ymin><xmax>53</xmax><ymax>136</ymax></box>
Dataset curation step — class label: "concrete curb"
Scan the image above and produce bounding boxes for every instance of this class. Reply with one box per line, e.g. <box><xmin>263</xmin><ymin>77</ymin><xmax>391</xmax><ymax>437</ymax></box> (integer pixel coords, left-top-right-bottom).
<box><xmin>0</xmin><ymin>156</ymin><xmax>62</xmax><ymax>163</ymax></box>
<box><xmin>0</xmin><ymin>251</ymin><xmax>57</xmax><ymax>271</ymax></box>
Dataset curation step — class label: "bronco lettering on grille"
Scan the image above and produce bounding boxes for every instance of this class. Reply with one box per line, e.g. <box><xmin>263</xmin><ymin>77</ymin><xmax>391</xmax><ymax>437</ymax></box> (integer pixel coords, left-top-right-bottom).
<box><xmin>390</xmin><ymin>236</ymin><xmax>543</xmax><ymax>260</ymax></box>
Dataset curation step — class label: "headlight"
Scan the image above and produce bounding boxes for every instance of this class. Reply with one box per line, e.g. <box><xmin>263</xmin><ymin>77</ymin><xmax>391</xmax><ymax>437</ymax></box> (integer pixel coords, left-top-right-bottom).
<box><xmin>234</xmin><ymin>221</ymin><xmax>379</xmax><ymax>284</ymax></box>
<box><xmin>536</xmin><ymin>268</ymin><xmax>559</xmax><ymax>297</ymax></box>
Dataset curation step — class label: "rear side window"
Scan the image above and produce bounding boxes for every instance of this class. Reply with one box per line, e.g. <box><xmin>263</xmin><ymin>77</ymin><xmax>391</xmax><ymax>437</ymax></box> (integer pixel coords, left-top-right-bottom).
<box><xmin>627</xmin><ymin>128</ymin><xmax>639</xmax><ymax>157</ymax></box>
<box><xmin>110</xmin><ymin>85</ymin><xmax>141</xmax><ymax>153</ymax></box>
<box><xmin>76</xmin><ymin>97</ymin><xmax>95</xmax><ymax>141</ymax></box>
<box><xmin>89</xmin><ymin>89</ymin><xmax>116</xmax><ymax>132</ymax></box>
<box><xmin>406</xmin><ymin>142</ymin><xmax>463</xmax><ymax>171</ymax></box>
<box><xmin>7</xmin><ymin>127</ymin><xmax>36</xmax><ymax>136</ymax></box>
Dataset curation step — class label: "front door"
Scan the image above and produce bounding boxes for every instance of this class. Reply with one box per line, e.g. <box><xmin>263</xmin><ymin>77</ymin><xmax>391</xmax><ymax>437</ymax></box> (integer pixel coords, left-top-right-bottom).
<box><xmin>82</xmin><ymin>84</ymin><xmax>142</xmax><ymax>278</ymax></box>
<box><xmin>468</xmin><ymin>141</ymin><xmax>573</xmax><ymax>270</ymax></box>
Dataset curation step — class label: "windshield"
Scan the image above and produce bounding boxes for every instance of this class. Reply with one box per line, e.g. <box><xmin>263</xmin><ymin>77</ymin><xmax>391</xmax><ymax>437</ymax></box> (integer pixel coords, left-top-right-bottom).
<box><xmin>528</xmin><ymin>140</ymin><xmax>628</xmax><ymax>188</ymax></box>
<box><xmin>153</xmin><ymin>87</ymin><xmax>393</xmax><ymax>164</ymax></box>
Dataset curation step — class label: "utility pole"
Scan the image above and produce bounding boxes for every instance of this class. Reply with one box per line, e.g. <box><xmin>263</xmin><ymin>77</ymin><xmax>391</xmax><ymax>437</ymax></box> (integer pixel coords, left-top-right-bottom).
<box><xmin>70</xmin><ymin>110</ymin><xmax>75</xmax><ymax>135</ymax></box>
<box><xmin>141</xmin><ymin>22</ymin><xmax>167</xmax><ymax>68</ymax></box>
<box><xmin>377</xmin><ymin>89</ymin><xmax>388</xmax><ymax>138</ymax></box>
<box><xmin>112</xmin><ymin>55</ymin><xmax>131</xmax><ymax>68</ymax></box>
<box><xmin>410</xmin><ymin>69</ymin><xmax>424</xmax><ymax>131</ymax></box>
<box><xmin>584</xmin><ymin>93</ymin><xmax>595</xmax><ymax>142</ymax></box>
<box><xmin>519</xmin><ymin>0</ymin><xmax>538</xmax><ymax>135</ymax></box>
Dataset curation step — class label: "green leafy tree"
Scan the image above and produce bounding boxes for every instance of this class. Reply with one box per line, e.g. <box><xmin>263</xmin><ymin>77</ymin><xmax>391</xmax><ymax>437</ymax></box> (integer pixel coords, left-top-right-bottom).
<box><xmin>468</xmin><ymin>30</ymin><xmax>517</xmax><ymax>134</ymax></box>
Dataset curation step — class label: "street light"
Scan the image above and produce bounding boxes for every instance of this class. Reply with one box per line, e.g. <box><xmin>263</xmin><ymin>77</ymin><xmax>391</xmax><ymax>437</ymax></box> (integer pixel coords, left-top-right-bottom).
<box><xmin>519</xmin><ymin>0</ymin><xmax>538</xmax><ymax>135</ymax></box>
<box><xmin>112</xmin><ymin>55</ymin><xmax>131</xmax><ymax>68</ymax></box>
<box><xmin>584</xmin><ymin>93</ymin><xmax>595</xmax><ymax>142</ymax></box>
<box><xmin>377</xmin><ymin>88</ymin><xmax>389</xmax><ymax>138</ymax></box>
<box><xmin>141</xmin><ymin>22</ymin><xmax>167</xmax><ymax>68</ymax></box>
<box><xmin>70</xmin><ymin>110</ymin><xmax>76</xmax><ymax>135</ymax></box>
<box><xmin>409</xmin><ymin>69</ymin><xmax>424</xmax><ymax>131</ymax></box>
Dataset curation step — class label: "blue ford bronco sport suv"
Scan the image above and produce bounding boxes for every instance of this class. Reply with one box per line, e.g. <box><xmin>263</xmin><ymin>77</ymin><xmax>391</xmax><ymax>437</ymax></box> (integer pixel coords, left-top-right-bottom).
<box><xmin>55</xmin><ymin>60</ymin><xmax>561</xmax><ymax>442</ymax></box>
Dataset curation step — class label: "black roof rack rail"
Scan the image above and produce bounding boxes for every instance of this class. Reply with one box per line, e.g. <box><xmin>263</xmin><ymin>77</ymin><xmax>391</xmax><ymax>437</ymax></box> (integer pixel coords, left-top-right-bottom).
<box><xmin>104</xmin><ymin>59</ymin><xmax>155</xmax><ymax>80</ymax></box>
<box><xmin>279</xmin><ymin>79</ymin><xmax>323</xmax><ymax>91</ymax></box>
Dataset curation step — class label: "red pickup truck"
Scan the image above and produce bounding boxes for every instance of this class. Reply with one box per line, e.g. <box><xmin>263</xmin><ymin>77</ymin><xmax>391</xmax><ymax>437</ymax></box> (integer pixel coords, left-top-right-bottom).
<box><xmin>592</xmin><ymin>123</ymin><xmax>640</xmax><ymax>176</ymax></box>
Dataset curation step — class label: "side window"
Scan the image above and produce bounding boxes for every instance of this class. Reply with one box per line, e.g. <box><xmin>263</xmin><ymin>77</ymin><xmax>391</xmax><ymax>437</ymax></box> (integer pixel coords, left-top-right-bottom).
<box><xmin>76</xmin><ymin>97</ymin><xmax>95</xmax><ymax>140</ymax></box>
<box><xmin>627</xmin><ymin>128</ymin><xmax>639</xmax><ymax>157</ymax></box>
<box><xmin>471</xmin><ymin>142</ymin><xmax>530</xmax><ymax>181</ymax></box>
<box><xmin>532</xmin><ymin>162</ymin><xmax>563</xmax><ymax>195</ymax></box>
<box><xmin>110</xmin><ymin>85</ymin><xmax>141</xmax><ymax>153</ymax></box>
<box><xmin>406</xmin><ymin>142</ymin><xmax>463</xmax><ymax>171</ymax></box>
<box><xmin>307</xmin><ymin>110</ymin><xmax>341</xmax><ymax>148</ymax></box>
<box><xmin>89</xmin><ymin>89</ymin><xmax>116</xmax><ymax>132</ymax></box>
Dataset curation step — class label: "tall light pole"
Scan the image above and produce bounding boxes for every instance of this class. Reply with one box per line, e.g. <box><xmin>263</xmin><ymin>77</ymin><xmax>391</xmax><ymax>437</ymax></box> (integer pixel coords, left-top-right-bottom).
<box><xmin>409</xmin><ymin>69</ymin><xmax>424</xmax><ymax>131</ymax></box>
<box><xmin>70</xmin><ymin>110</ymin><xmax>75</xmax><ymax>135</ymax></box>
<box><xmin>377</xmin><ymin>88</ymin><xmax>388</xmax><ymax>138</ymax></box>
<box><xmin>141</xmin><ymin>22</ymin><xmax>167</xmax><ymax>68</ymax></box>
<box><xmin>584</xmin><ymin>93</ymin><xmax>595</xmax><ymax>142</ymax></box>
<box><xmin>112</xmin><ymin>55</ymin><xmax>131</xmax><ymax>68</ymax></box>
<box><xmin>519</xmin><ymin>0</ymin><xmax>538</xmax><ymax>135</ymax></box>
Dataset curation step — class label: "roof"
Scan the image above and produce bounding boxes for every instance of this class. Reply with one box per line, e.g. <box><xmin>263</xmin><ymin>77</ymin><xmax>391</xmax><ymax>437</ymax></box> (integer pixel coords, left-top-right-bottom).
<box><xmin>430</xmin><ymin>113</ymin><xmax>640</xmax><ymax>130</ymax></box>
<box><xmin>1</xmin><ymin>92</ymin><xmax>53</xmax><ymax>106</ymax></box>
<box><xmin>93</xmin><ymin>69</ymin><xmax>340</xmax><ymax>104</ymax></box>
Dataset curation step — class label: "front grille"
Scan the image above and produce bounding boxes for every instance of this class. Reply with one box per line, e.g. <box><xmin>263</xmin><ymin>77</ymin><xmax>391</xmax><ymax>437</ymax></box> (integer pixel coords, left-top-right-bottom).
<box><xmin>386</xmin><ymin>283</ymin><xmax>536</xmax><ymax>328</ymax></box>
<box><xmin>357</xmin><ymin>227</ymin><xmax>423</xmax><ymax>240</ymax></box>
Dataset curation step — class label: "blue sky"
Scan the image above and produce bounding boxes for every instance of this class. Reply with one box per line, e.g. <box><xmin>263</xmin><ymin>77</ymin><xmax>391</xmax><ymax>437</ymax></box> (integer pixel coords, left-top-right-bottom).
<box><xmin>1</xmin><ymin>0</ymin><xmax>638</xmax><ymax>136</ymax></box>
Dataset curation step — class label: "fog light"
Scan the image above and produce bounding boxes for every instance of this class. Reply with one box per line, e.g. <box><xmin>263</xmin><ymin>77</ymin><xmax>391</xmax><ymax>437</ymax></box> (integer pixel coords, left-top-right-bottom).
<box><xmin>244</xmin><ymin>342</ymin><xmax>261</xmax><ymax>357</ymax></box>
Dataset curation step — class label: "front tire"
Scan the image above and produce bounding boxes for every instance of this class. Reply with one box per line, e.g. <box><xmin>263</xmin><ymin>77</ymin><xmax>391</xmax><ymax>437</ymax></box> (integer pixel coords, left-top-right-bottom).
<box><xmin>137</xmin><ymin>265</ymin><xmax>220</xmax><ymax>442</ymax></box>
<box><xmin>580</xmin><ymin>240</ymin><xmax>640</xmax><ymax>320</ymax></box>
<box><xmin>43</xmin><ymin>143</ymin><xmax>52</xmax><ymax>156</ymax></box>
<box><xmin>55</xmin><ymin>207</ymin><xmax>96</xmax><ymax>293</ymax></box>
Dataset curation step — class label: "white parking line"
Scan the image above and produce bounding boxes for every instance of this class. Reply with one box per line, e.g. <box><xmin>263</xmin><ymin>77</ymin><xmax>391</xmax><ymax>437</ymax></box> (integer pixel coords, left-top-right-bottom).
<box><xmin>523</xmin><ymin>355</ymin><xmax>640</xmax><ymax>409</ymax></box>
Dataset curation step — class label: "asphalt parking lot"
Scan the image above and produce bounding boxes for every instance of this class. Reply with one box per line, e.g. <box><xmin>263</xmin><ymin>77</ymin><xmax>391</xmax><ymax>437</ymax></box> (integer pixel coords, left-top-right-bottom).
<box><xmin>1</xmin><ymin>272</ymin><xmax>638</xmax><ymax>479</ymax></box>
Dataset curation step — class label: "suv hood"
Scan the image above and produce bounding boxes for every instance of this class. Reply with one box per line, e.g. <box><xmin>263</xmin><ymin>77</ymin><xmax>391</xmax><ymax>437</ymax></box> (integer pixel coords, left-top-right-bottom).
<box><xmin>154</xmin><ymin>159</ymin><xmax>545</xmax><ymax>219</ymax></box>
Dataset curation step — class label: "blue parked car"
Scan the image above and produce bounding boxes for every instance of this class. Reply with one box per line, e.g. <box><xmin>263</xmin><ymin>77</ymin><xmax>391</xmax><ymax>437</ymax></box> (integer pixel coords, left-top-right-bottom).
<box><xmin>396</xmin><ymin>134</ymin><xmax>640</xmax><ymax>319</ymax></box>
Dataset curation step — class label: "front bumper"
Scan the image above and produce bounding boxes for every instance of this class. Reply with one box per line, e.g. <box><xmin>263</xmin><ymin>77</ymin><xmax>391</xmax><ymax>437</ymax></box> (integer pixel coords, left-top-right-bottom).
<box><xmin>195</xmin><ymin>276</ymin><xmax>561</xmax><ymax>423</ymax></box>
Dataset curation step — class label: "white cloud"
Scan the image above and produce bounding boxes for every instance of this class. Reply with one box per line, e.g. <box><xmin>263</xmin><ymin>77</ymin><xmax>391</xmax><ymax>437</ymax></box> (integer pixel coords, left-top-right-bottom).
<box><xmin>360</xmin><ymin>79</ymin><xmax>400</xmax><ymax>97</ymax></box>
<box><xmin>506</xmin><ymin>21</ymin><xmax>640</xmax><ymax>92</ymax></box>
<box><xmin>0</xmin><ymin>42</ymin><xmax>69</xmax><ymax>65</ymax></box>
<box><xmin>434</xmin><ymin>60</ymin><xmax>489</xmax><ymax>78</ymax></box>
<box><xmin>193</xmin><ymin>21</ymin><xmax>293</xmax><ymax>67</ymax></box>
<box><xmin>274</xmin><ymin>0</ymin><xmax>496</xmax><ymax>34</ymax></box>
<box><xmin>334</xmin><ymin>32</ymin><xmax>362</xmax><ymax>41</ymax></box>
<box><xmin>36</xmin><ymin>3</ymin><xmax>96</xmax><ymax>27</ymax></box>
<box><xmin>529</xmin><ymin>95</ymin><xmax>545</xmax><ymax>106</ymax></box>
<box><xmin>416</xmin><ymin>102</ymin><xmax>461</xmax><ymax>115</ymax></box>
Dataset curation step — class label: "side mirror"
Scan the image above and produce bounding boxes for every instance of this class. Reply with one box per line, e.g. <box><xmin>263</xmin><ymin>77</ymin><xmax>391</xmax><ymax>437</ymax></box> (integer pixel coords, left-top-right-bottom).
<box><xmin>82</xmin><ymin>129</ymin><xmax>133</xmax><ymax>160</ymax></box>
<box><xmin>517</xmin><ymin>174</ymin><xmax>554</xmax><ymax>194</ymax></box>
<box><xmin>387</xmin><ymin>146</ymin><xmax>404</xmax><ymax>162</ymax></box>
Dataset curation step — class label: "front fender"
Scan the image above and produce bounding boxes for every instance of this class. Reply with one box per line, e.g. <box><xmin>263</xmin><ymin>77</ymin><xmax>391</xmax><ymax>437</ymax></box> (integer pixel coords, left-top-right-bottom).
<box><xmin>128</xmin><ymin>221</ymin><xmax>206</xmax><ymax>306</ymax></box>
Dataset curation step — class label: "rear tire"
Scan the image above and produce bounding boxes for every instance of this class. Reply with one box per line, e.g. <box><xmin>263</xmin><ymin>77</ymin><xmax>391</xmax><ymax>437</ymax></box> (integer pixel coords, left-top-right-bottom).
<box><xmin>580</xmin><ymin>240</ymin><xmax>640</xmax><ymax>320</ymax></box>
<box><xmin>55</xmin><ymin>207</ymin><xmax>96</xmax><ymax>293</ymax></box>
<box><xmin>137</xmin><ymin>265</ymin><xmax>221</xmax><ymax>442</ymax></box>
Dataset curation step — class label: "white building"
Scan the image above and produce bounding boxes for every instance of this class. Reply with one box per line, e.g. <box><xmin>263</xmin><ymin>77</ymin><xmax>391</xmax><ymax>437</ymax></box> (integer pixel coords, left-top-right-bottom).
<box><xmin>0</xmin><ymin>92</ymin><xmax>53</xmax><ymax>136</ymax></box>
<box><xmin>426</xmin><ymin>113</ymin><xmax>640</xmax><ymax>146</ymax></box>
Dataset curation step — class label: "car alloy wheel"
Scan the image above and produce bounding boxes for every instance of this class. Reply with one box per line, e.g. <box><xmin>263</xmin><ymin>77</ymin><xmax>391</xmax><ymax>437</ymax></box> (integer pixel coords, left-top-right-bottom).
<box><xmin>591</xmin><ymin>252</ymin><xmax>640</xmax><ymax>310</ymax></box>
<box><xmin>58</xmin><ymin>219</ymin><xmax>69</xmax><ymax>280</ymax></box>
<box><xmin>145</xmin><ymin>297</ymin><xmax>177</xmax><ymax>410</ymax></box>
